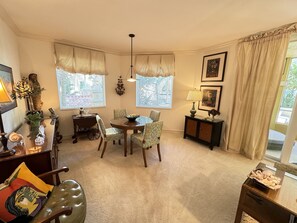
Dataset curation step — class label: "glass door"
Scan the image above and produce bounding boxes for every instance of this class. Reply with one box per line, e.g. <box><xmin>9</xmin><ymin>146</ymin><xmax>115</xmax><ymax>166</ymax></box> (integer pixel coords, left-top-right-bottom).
<box><xmin>266</xmin><ymin>41</ymin><xmax>297</xmax><ymax>164</ymax></box>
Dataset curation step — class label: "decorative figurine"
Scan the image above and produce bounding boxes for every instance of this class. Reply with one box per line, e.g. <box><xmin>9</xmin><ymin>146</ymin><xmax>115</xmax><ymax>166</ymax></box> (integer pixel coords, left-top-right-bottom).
<box><xmin>115</xmin><ymin>75</ymin><xmax>125</xmax><ymax>96</ymax></box>
<box><xmin>28</xmin><ymin>73</ymin><xmax>44</xmax><ymax>111</ymax></box>
<box><xmin>208</xmin><ymin>109</ymin><xmax>220</xmax><ymax>120</ymax></box>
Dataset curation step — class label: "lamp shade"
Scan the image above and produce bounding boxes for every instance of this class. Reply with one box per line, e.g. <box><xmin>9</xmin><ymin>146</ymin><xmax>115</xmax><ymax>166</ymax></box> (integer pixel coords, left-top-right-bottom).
<box><xmin>186</xmin><ymin>90</ymin><xmax>202</xmax><ymax>101</ymax></box>
<box><xmin>0</xmin><ymin>79</ymin><xmax>12</xmax><ymax>103</ymax></box>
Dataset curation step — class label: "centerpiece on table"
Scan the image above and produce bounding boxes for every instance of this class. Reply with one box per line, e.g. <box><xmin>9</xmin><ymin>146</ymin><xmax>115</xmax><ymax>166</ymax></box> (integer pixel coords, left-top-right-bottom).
<box><xmin>126</xmin><ymin>114</ymin><xmax>140</xmax><ymax>122</ymax></box>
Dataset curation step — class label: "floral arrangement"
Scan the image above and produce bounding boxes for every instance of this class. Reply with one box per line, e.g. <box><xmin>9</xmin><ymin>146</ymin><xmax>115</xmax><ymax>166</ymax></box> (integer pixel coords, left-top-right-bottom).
<box><xmin>12</xmin><ymin>77</ymin><xmax>33</xmax><ymax>99</ymax></box>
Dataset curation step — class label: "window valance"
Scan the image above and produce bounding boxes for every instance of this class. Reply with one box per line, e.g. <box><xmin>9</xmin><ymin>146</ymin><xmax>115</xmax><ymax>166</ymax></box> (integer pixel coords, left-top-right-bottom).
<box><xmin>135</xmin><ymin>54</ymin><xmax>175</xmax><ymax>77</ymax></box>
<box><xmin>54</xmin><ymin>43</ymin><xmax>107</xmax><ymax>75</ymax></box>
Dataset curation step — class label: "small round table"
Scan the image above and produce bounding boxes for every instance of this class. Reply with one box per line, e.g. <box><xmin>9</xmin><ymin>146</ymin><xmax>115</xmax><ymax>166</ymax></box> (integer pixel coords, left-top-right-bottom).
<box><xmin>110</xmin><ymin>116</ymin><xmax>153</xmax><ymax>156</ymax></box>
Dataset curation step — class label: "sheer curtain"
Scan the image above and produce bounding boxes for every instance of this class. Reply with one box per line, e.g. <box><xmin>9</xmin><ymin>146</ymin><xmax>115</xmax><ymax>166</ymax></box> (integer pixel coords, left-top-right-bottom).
<box><xmin>54</xmin><ymin>43</ymin><xmax>106</xmax><ymax>75</ymax></box>
<box><xmin>226</xmin><ymin>23</ymin><xmax>297</xmax><ymax>159</ymax></box>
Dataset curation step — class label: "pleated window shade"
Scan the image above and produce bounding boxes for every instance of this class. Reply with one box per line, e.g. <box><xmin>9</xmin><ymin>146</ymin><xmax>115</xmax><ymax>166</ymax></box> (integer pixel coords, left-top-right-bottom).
<box><xmin>54</xmin><ymin>43</ymin><xmax>107</xmax><ymax>75</ymax></box>
<box><xmin>135</xmin><ymin>54</ymin><xmax>175</xmax><ymax>77</ymax></box>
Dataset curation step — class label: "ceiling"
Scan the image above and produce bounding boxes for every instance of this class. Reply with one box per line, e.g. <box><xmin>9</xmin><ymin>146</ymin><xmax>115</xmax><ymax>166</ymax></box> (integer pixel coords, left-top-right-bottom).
<box><xmin>0</xmin><ymin>0</ymin><xmax>297</xmax><ymax>54</ymax></box>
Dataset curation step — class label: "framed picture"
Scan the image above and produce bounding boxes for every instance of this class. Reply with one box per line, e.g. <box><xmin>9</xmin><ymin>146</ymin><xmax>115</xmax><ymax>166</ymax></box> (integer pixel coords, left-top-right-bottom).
<box><xmin>198</xmin><ymin>85</ymin><xmax>222</xmax><ymax>111</ymax></box>
<box><xmin>201</xmin><ymin>51</ymin><xmax>227</xmax><ymax>82</ymax></box>
<box><xmin>0</xmin><ymin>64</ymin><xmax>17</xmax><ymax>114</ymax></box>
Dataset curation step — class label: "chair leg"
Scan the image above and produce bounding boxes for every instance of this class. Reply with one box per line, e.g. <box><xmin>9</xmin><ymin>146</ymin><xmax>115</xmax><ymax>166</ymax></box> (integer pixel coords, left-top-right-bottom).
<box><xmin>130</xmin><ymin>139</ymin><xmax>133</xmax><ymax>155</ymax></box>
<box><xmin>101</xmin><ymin>142</ymin><xmax>107</xmax><ymax>158</ymax></box>
<box><xmin>119</xmin><ymin>139</ymin><xmax>121</xmax><ymax>145</ymax></box>
<box><xmin>142</xmin><ymin>147</ymin><xmax>147</xmax><ymax>167</ymax></box>
<box><xmin>157</xmin><ymin>144</ymin><xmax>161</xmax><ymax>162</ymax></box>
<box><xmin>98</xmin><ymin>137</ymin><xmax>103</xmax><ymax>151</ymax></box>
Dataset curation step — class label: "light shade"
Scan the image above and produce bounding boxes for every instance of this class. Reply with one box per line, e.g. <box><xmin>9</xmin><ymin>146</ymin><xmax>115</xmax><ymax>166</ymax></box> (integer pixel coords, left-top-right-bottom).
<box><xmin>186</xmin><ymin>90</ymin><xmax>202</xmax><ymax>101</ymax></box>
<box><xmin>0</xmin><ymin>79</ymin><xmax>12</xmax><ymax>103</ymax></box>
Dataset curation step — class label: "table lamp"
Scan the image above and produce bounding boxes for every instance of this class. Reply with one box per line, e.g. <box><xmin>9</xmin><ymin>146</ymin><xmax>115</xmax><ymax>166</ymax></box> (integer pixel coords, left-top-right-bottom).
<box><xmin>0</xmin><ymin>79</ymin><xmax>15</xmax><ymax>156</ymax></box>
<box><xmin>186</xmin><ymin>89</ymin><xmax>202</xmax><ymax>117</ymax></box>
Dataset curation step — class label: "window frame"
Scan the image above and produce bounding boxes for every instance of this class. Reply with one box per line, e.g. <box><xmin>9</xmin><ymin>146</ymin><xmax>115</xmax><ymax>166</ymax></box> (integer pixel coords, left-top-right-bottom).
<box><xmin>56</xmin><ymin>68</ymin><xmax>106</xmax><ymax>110</ymax></box>
<box><xmin>135</xmin><ymin>74</ymin><xmax>174</xmax><ymax>109</ymax></box>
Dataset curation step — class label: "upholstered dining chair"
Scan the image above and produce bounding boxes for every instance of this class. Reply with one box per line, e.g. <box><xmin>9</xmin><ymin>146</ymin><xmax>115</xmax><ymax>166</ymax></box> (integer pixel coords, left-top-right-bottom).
<box><xmin>149</xmin><ymin>110</ymin><xmax>161</xmax><ymax>122</ymax></box>
<box><xmin>113</xmin><ymin>109</ymin><xmax>127</xmax><ymax>144</ymax></box>
<box><xmin>114</xmin><ymin>108</ymin><xmax>127</xmax><ymax>119</ymax></box>
<box><xmin>96</xmin><ymin>115</ymin><xmax>124</xmax><ymax>158</ymax></box>
<box><xmin>130</xmin><ymin>121</ymin><xmax>163</xmax><ymax>167</ymax></box>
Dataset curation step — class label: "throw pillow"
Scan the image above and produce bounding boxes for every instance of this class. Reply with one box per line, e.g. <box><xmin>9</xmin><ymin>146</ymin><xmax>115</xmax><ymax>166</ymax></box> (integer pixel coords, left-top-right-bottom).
<box><xmin>0</xmin><ymin>162</ymin><xmax>53</xmax><ymax>223</ymax></box>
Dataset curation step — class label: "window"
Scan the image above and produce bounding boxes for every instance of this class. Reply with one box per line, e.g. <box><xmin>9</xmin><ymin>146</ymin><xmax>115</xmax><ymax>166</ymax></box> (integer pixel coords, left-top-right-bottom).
<box><xmin>56</xmin><ymin>69</ymin><xmax>106</xmax><ymax>109</ymax></box>
<box><xmin>276</xmin><ymin>58</ymin><xmax>297</xmax><ymax>124</ymax></box>
<box><xmin>136</xmin><ymin>74</ymin><xmax>173</xmax><ymax>108</ymax></box>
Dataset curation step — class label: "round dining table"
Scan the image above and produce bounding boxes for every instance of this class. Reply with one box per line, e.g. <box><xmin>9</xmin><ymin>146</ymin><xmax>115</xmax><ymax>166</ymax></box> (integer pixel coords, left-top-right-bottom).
<box><xmin>110</xmin><ymin>116</ymin><xmax>153</xmax><ymax>156</ymax></box>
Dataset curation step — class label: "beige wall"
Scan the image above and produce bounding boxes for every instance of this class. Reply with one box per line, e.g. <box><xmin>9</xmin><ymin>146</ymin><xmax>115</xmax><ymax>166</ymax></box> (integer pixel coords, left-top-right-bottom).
<box><xmin>18</xmin><ymin>37</ymin><xmax>122</xmax><ymax>137</ymax></box>
<box><xmin>17</xmin><ymin>36</ymin><xmax>237</xmax><ymax>139</ymax></box>
<box><xmin>0</xmin><ymin>17</ymin><xmax>24</xmax><ymax>134</ymax></box>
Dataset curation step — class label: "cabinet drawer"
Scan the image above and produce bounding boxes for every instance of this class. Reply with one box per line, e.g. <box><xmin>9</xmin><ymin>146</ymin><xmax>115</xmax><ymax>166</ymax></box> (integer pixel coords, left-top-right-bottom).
<box><xmin>198</xmin><ymin>122</ymin><xmax>212</xmax><ymax>142</ymax></box>
<box><xmin>243</xmin><ymin>191</ymin><xmax>290</xmax><ymax>223</ymax></box>
<box><xmin>185</xmin><ymin>119</ymin><xmax>197</xmax><ymax>137</ymax></box>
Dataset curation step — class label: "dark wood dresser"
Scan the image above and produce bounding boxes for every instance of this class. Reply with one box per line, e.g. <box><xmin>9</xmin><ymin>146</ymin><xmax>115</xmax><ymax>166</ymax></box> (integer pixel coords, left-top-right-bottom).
<box><xmin>0</xmin><ymin>118</ymin><xmax>58</xmax><ymax>182</ymax></box>
<box><xmin>183</xmin><ymin>115</ymin><xmax>223</xmax><ymax>150</ymax></box>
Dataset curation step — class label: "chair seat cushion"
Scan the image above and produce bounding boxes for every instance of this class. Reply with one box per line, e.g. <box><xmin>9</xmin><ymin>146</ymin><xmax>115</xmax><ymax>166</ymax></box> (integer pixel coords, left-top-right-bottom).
<box><xmin>105</xmin><ymin>128</ymin><xmax>124</xmax><ymax>141</ymax></box>
<box><xmin>32</xmin><ymin>180</ymin><xmax>86</xmax><ymax>223</ymax></box>
<box><xmin>131</xmin><ymin>133</ymin><xmax>144</xmax><ymax>146</ymax></box>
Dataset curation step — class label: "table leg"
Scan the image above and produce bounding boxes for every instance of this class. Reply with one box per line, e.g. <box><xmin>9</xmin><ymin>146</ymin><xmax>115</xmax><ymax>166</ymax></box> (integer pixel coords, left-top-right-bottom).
<box><xmin>124</xmin><ymin>130</ymin><xmax>127</xmax><ymax>157</ymax></box>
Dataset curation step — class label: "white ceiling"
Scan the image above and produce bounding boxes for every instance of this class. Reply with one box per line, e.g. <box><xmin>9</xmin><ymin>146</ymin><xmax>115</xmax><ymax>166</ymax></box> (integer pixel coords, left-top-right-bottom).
<box><xmin>0</xmin><ymin>0</ymin><xmax>297</xmax><ymax>53</ymax></box>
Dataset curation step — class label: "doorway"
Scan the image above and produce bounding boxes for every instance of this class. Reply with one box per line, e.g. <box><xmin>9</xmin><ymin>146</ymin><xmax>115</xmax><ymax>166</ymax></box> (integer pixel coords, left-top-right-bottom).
<box><xmin>265</xmin><ymin>41</ymin><xmax>297</xmax><ymax>164</ymax></box>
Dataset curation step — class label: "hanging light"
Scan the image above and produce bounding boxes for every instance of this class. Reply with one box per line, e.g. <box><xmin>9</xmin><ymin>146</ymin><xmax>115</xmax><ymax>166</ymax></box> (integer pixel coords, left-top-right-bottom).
<box><xmin>127</xmin><ymin>33</ymin><xmax>136</xmax><ymax>82</ymax></box>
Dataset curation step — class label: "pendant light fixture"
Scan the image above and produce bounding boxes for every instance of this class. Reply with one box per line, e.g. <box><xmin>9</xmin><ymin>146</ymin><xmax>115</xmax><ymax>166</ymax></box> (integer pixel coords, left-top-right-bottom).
<box><xmin>127</xmin><ymin>33</ymin><xmax>136</xmax><ymax>82</ymax></box>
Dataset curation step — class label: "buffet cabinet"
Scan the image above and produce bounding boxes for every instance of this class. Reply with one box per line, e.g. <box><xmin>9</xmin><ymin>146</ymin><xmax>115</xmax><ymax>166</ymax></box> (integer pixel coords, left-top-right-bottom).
<box><xmin>183</xmin><ymin>115</ymin><xmax>223</xmax><ymax>150</ymax></box>
<box><xmin>0</xmin><ymin>118</ymin><xmax>58</xmax><ymax>182</ymax></box>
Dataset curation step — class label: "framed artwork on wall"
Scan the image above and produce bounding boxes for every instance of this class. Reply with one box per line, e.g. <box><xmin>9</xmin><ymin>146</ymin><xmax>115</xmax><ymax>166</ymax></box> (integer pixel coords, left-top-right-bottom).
<box><xmin>0</xmin><ymin>64</ymin><xmax>17</xmax><ymax>114</ymax></box>
<box><xmin>201</xmin><ymin>51</ymin><xmax>227</xmax><ymax>82</ymax></box>
<box><xmin>198</xmin><ymin>85</ymin><xmax>222</xmax><ymax>111</ymax></box>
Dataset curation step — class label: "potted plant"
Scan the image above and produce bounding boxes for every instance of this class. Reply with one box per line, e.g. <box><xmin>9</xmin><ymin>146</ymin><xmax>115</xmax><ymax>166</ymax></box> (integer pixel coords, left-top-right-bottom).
<box><xmin>25</xmin><ymin>111</ymin><xmax>43</xmax><ymax>130</ymax></box>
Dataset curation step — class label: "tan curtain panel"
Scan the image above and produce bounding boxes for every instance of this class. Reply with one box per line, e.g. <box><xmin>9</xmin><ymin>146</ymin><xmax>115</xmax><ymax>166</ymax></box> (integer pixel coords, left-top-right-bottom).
<box><xmin>225</xmin><ymin>23</ymin><xmax>297</xmax><ymax>160</ymax></box>
<box><xmin>135</xmin><ymin>54</ymin><xmax>175</xmax><ymax>77</ymax></box>
<box><xmin>54</xmin><ymin>43</ymin><xmax>106</xmax><ymax>75</ymax></box>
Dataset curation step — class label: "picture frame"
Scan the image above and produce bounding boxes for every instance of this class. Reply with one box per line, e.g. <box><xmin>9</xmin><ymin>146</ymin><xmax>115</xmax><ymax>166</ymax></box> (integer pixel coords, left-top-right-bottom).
<box><xmin>198</xmin><ymin>85</ymin><xmax>222</xmax><ymax>111</ymax></box>
<box><xmin>201</xmin><ymin>51</ymin><xmax>227</xmax><ymax>82</ymax></box>
<box><xmin>0</xmin><ymin>64</ymin><xmax>17</xmax><ymax>114</ymax></box>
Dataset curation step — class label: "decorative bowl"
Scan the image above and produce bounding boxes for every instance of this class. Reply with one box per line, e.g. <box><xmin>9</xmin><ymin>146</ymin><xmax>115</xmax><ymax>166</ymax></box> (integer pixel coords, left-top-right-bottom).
<box><xmin>126</xmin><ymin>114</ymin><xmax>140</xmax><ymax>122</ymax></box>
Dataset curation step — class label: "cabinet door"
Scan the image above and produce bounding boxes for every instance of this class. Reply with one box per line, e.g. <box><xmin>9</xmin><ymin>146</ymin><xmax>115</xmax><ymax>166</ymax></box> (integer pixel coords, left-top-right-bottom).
<box><xmin>186</xmin><ymin>118</ymin><xmax>198</xmax><ymax>137</ymax></box>
<box><xmin>198</xmin><ymin>122</ymin><xmax>212</xmax><ymax>143</ymax></box>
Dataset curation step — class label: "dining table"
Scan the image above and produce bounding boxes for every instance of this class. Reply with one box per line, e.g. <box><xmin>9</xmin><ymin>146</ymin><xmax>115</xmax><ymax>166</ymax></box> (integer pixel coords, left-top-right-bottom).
<box><xmin>110</xmin><ymin>116</ymin><xmax>153</xmax><ymax>156</ymax></box>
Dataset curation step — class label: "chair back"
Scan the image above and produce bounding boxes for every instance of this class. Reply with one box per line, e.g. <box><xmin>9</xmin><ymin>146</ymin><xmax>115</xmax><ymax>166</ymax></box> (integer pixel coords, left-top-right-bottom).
<box><xmin>114</xmin><ymin>109</ymin><xmax>127</xmax><ymax>119</ymax></box>
<box><xmin>274</xmin><ymin>162</ymin><xmax>297</xmax><ymax>176</ymax></box>
<box><xmin>143</xmin><ymin>121</ymin><xmax>163</xmax><ymax>148</ymax></box>
<box><xmin>96</xmin><ymin>115</ymin><xmax>106</xmax><ymax>137</ymax></box>
<box><xmin>149</xmin><ymin>110</ymin><xmax>161</xmax><ymax>122</ymax></box>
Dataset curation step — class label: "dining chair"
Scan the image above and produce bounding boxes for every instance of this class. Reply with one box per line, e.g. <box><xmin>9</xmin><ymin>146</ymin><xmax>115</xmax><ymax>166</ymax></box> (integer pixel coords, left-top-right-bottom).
<box><xmin>114</xmin><ymin>108</ymin><xmax>127</xmax><ymax>119</ymax></box>
<box><xmin>130</xmin><ymin>121</ymin><xmax>163</xmax><ymax>167</ymax></box>
<box><xmin>274</xmin><ymin>162</ymin><xmax>297</xmax><ymax>176</ymax></box>
<box><xmin>113</xmin><ymin>109</ymin><xmax>127</xmax><ymax>145</ymax></box>
<box><xmin>96</xmin><ymin>115</ymin><xmax>124</xmax><ymax>158</ymax></box>
<box><xmin>149</xmin><ymin>110</ymin><xmax>161</xmax><ymax>122</ymax></box>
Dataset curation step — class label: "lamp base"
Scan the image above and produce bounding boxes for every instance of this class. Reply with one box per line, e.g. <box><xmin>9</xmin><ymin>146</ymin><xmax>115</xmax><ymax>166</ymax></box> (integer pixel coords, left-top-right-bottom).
<box><xmin>190</xmin><ymin>110</ymin><xmax>196</xmax><ymax>117</ymax></box>
<box><xmin>189</xmin><ymin>102</ymin><xmax>196</xmax><ymax>117</ymax></box>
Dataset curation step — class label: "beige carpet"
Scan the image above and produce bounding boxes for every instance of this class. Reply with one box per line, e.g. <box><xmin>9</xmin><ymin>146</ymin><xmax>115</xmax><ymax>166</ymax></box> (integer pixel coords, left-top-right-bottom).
<box><xmin>58</xmin><ymin>131</ymin><xmax>260</xmax><ymax>223</ymax></box>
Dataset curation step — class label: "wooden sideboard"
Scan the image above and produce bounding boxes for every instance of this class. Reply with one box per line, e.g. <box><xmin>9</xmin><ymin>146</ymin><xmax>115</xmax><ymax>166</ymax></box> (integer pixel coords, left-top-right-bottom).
<box><xmin>235</xmin><ymin>162</ymin><xmax>297</xmax><ymax>223</ymax></box>
<box><xmin>0</xmin><ymin>118</ymin><xmax>58</xmax><ymax>182</ymax></box>
<box><xmin>183</xmin><ymin>115</ymin><xmax>223</xmax><ymax>150</ymax></box>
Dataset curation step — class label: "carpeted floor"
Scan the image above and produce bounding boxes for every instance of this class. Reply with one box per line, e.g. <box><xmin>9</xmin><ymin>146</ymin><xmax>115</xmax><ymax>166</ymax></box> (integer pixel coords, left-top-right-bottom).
<box><xmin>58</xmin><ymin>131</ymin><xmax>260</xmax><ymax>223</ymax></box>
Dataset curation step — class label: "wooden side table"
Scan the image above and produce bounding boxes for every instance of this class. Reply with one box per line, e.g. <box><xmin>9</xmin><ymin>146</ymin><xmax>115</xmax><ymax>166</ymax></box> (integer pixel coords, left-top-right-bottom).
<box><xmin>72</xmin><ymin>113</ymin><xmax>99</xmax><ymax>143</ymax></box>
<box><xmin>234</xmin><ymin>162</ymin><xmax>297</xmax><ymax>223</ymax></box>
<box><xmin>183</xmin><ymin>115</ymin><xmax>223</xmax><ymax>150</ymax></box>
